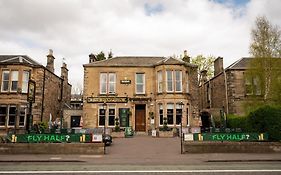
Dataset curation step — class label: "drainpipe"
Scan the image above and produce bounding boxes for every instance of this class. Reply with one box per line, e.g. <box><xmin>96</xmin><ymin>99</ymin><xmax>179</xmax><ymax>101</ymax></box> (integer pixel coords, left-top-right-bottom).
<box><xmin>60</xmin><ymin>78</ymin><xmax>64</xmax><ymax>129</ymax></box>
<box><xmin>223</xmin><ymin>70</ymin><xmax>229</xmax><ymax>114</ymax></box>
<box><xmin>41</xmin><ymin>68</ymin><xmax>46</xmax><ymax>122</ymax></box>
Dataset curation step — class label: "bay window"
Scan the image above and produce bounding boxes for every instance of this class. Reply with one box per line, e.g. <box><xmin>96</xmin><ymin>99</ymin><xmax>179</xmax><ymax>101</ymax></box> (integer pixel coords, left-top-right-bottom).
<box><xmin>10</xmin><ymin>71</ymin><xmax>18</xmax><ymax>92</ymax></box>
<box><xmin>157</xmin><ymin>71</ymin><xmax>163</xmax><ymax>93</ymax></box>
<box><xmin>8</xmin><ymin>106</ymin><xmax>16</xmax><ymax>126</ymax></box>
<box><xmin>175</xmin><ymin>71</ymin><xmax>182</xmax><ymax>92</ymax></box>
<box><xmin>22</xmin><ymin>71</ymin><xmax>29</xmax><ymax>93</ymax></box>
<box><xmin>166</xmin><ymin>71</ymin><xmax>173</xmax><ymax>92</ymax></box>
<box><xmin>159</xmin><ymin>104</ymin><xmax>163</xmax><ymax>125</ymax></box>
<box><xmin>167</xmin><ymin>103</ymin><xmax>174</xmax><ymax>125</ymax></box>
<box><xmin>1</xmin><ymin>71</ymin><xmax>9</xmax><ymax>92</ymax></box>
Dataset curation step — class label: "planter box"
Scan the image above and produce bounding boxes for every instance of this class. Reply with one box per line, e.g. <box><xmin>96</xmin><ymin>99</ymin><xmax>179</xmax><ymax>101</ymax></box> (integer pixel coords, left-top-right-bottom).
<box><xmin>111</xmin><ymin>131</ymin><xmax>125</xmax><ymax>138</ymax></box>
<box><xmin>158</xmin><ymin>131</ymin><xmax>174</xmax><ymax>138</ymax></box>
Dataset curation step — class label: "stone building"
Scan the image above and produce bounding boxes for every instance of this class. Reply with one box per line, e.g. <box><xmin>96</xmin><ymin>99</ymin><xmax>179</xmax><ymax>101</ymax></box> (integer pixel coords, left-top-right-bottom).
<box><xmin>199</xmin><ymin>57</ymin><xmax>276</xmax><ymax>128</ymax></box>
<box><xmin>83</xmin><ymin>52</ymin><xmax>200</xmax><ymax>134</ymax></box>
<box><xmin>0</xmin><ymin>50</ymin><xmax>71</xmax><ymax>135</ymax></box>
<box><xmin>63</xmin><ymin>94</ymin><xmax>83</xmax><ymax>128</ymax></box>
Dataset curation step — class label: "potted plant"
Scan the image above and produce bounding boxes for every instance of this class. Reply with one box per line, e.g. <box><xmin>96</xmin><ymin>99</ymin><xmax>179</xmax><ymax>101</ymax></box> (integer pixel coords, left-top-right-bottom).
<box><xmin>111</xmin><ymin>118</ymin><xmax>125</xmax><ymax>138</ymax></box>
<box><xmin>159</xmin><ymin>117</ymin><xmax>174</xmax><ymax>137</ymax></box>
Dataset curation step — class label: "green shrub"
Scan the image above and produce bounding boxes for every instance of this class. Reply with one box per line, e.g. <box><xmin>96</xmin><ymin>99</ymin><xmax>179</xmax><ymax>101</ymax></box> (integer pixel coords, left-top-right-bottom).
<box><xmin>247</xmin><ymin>105</ymin><xmax>281</xmax><ymax>141</ymax></box>
<box><xmin>227</xmin><ymin>114</ymin><xmax>250</xmax><ymax>131</ymax></box>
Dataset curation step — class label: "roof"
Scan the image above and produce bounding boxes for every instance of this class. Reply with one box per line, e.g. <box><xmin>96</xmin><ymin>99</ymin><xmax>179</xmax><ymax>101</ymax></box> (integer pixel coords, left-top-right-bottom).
<box><xmin>0</xmin><ymin>55</ymin><xmax>41</xmax><ymax>66</ymax></box>
<box><xmin>83</xmin><ymin>56</ymin><xmax>197</xmax><ymax>67</ymax></box>
<box><xmin>226</xmin><ymin>57</ymin><xmax>252</xmax><ymax>70</ymax></box>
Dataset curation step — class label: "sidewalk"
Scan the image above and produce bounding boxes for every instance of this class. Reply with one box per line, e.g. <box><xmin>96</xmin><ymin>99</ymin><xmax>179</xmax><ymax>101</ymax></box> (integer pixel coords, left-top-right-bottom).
<box><xmin>0</xmin><ymin>136</ymin><xmax>281</xmax><ymax>165</ymax></box>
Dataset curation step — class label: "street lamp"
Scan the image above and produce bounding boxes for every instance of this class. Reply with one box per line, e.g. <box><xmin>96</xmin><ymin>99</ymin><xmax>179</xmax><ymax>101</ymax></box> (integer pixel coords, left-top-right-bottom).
<box><xmin>179</xmin><ymin>101</ymin><xmax>184</xmax><ymax>154</ymax></box>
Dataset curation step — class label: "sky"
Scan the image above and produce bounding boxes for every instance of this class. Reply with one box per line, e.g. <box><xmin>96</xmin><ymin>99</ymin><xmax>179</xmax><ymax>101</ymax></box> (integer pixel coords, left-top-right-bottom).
<box><xmin>0</xmin><ymin>0</ymin><xmax>281</xmax><ymax>93</ymax></box>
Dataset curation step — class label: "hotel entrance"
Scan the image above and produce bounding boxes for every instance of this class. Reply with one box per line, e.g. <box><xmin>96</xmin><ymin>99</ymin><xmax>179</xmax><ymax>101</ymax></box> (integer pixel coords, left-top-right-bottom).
<box><xmin>135</xmin><ymin>104</ymin><xmax>146</xmax><ymax>131</ymax></box>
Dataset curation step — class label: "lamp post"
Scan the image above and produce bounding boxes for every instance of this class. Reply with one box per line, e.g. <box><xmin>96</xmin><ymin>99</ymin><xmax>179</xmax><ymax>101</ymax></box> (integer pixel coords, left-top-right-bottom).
<box><xmin>179</xmin><ymin>101</ymin><xmax>184</xmax><ymax>154</ymax></box>
<box><xmin>102</xmin><ymin>102</ymin><xmax>107</xmax><ymax>154</ymax></box>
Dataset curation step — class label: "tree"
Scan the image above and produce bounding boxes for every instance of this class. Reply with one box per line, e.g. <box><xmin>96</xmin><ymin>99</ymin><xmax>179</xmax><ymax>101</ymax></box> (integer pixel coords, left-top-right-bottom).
<box><xmin>191</xmin><ymin>55</ymin><xmax>215</xmax><ymax>85</ymax></box>
<box><xmin>96</xmin><ymin>51</ymin><xmax>106</xmax><ymax>61</ymax></box>
<box><xmin>247</xmin><ymin>16</ymin><xmax>281</xmax><ymax>104</ymax></box>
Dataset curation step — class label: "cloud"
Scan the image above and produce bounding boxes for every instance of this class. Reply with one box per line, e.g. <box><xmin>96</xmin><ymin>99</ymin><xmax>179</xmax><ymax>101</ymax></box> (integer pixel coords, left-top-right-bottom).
<box><xmin>0</xmin><ymin>0</ymin><xmax>281</xmax><ymax>91</ymax></box>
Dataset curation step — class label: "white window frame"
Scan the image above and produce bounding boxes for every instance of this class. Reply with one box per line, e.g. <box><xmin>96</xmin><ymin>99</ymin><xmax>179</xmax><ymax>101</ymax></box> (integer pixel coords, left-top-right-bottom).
<box><xmin>157</xmin><ymin>71</ymin><xmax>163</xmax><ymax>93</ymax></box>
<box><xmin>7</xmin><ymin>105</ymin><xmax>16</xmax><ymax>127</ymax></box>
<box><xmin>100</xmin><ymin>73</ymin><xmax>107</xmax><ymax>94</ymax></box>
<box><xmin>135</xmin><ymin>73</ymin><xmax>145</xmax><ymax>94</ymax></box>
<box><xmin>158</xmin><ymin>104</ymin><xmax>164</xmax><ymax>126</ymax></box>
<box><xmin>0</xmin><ymin>105</ymin><xmax>7</xmax><ymax>127</ymax></box>
<box><xmin>166</xmin><ymin>70</ymin><xmax>173</xmax><ymax>92</ymax></box>
<box><xmin>19</xmin><ymin>106</ymin><xmax>27</xmax><ymax>127</ymax></box>
<box><xmin>166</xmin><ymin>103</ymin><xmax>174</xmax><ymax>126</ymax></box>
<box><xmin>108</xmin><ymin>73</ymin><xmax>116</xmax><ymax>94</ymax></box>
<box><xmin>22</xmin><ymin>71</ymin><xmax>29</xmax><ymax>93</ymax></box>
<box><xmin>175</xmin><ymin>70</ymin><xmax>182</xmax><ymax>92</ymax></box>
<box><xmin>108</xmin><ymin>105</ymin><xmax>116</xmax><ymax>127</ymax></box>
<box><xmin>10</xmin><ymin>71</ymin><xmax>18</xmax><ymax>92</ymax></box>
<box><xmin>98</xmin><ymin>105</ymin><xmax>106</xmax><ymax>126</ymax></box>
<box><xmin>1</xmin><ymin>70</ymin><xmax>10</xmax><ymax>92</ymax></box>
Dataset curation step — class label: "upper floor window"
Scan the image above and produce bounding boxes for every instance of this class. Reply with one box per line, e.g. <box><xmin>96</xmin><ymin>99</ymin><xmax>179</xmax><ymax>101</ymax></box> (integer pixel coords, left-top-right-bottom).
<box><xmin>135</xmin><ymin>73</ymin><xmax>145</xmax><ymax>94</ymax></box>
<box><xmin>1</xmin><ymin>71</ymin><xmax>10</xmax><ymax>92</ymax></box>
<box><xmin>245</xmin><ymin>76</ymin><xmax>261</xmax><ymax>96</ymax></box>
<box><xmin>157</xmin><ymin>71</ymin><xmax>163</xmax><ymax>93</ymax></box>
<box><xmin>166</xmin><ymin>70</ymin><xmax>182</xmax><ymax>93</ymax></box>
<box><xmin>10</xmin><ymin>71</ymin><xmax>18</xmax><ymax>92</ymax></box>
<box><xmin>175</xmin><ymin>71</ymin><xmax>182</xmax><ymax>92</ymax></box>
<box><xmin>22</xmin><ymin>71</ymin><xmax>29</xmax><ymax>93</ymax></box>
<box><xmin>166</xmin><ymin>71</ymin><xmax>173</xmax><ymax>92</ymax></box>
<box><xmin>100</xmin><ymin>73</ymin><xmax>116</xmax><ymax>94</ymax></box>
<box><xmin>186</xmin><ymin>73</ymin><xmax>189</xmax><ymax>93</ymax></box>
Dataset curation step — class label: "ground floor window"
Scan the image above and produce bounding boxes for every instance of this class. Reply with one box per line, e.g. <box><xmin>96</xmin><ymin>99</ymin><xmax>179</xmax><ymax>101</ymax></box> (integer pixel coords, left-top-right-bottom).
<box><xmin>8</xmin><ymin>106</ymin><xmax>16</xmax><ymax>126</ymax></box>
<box><xmin>98</xmin><ymin>106</ymin><xmax>106</xmax><ymax>126</ymax></box>
<box><xmin>0</xmin><ymin>105</ymin><xmax>7</xmax><ymax>126</ymax></box>
<box><xmin>19</xmin><ymin>106</ymin><xmax>26</xmax><ymax>127</ymax></box>
<box><xmin>0</xmin><ymin>104</ymin><xmax>27</xmax><ymax>127</ymax></box>
<box><xmin>108</xmin><ymin>105</ymin><xmax>116</xmax><ymax>126</ymax></box>
<box><xmin>159</xmin><ymin>104</ymin><xmax>163</xmax><ymax>125</ymax></box>
<box><xmin>71</xmin><ymin>116</ymin><xmax>81</xmax><ymax>127</ymax></box>
<box><xmin>176</xmin><ymin>104</ymin><xmax>182</xmax><ymax>125</ymax></box>
<box><xmin>167</xmin><ymin>104</ymin><xmax>174</xmax><ymax>125</ymax></box>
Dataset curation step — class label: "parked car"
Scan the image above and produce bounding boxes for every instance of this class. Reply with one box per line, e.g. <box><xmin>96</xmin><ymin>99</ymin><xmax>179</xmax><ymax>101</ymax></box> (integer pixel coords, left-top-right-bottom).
<box><xmin>103</xmin><ymin>134</ymin><xmax>112</xmax><ymax>146</ymax></box>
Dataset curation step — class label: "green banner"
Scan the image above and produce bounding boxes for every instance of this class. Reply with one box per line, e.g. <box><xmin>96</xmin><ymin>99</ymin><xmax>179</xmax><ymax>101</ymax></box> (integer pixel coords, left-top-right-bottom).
<box><xmin>8</xmin><ymin>133</ymin><xmax>92</xmax><ymax>143</ymax></box>
<box><xmin>193</xmin><ymin>133</ymin><xmax>268</xmax><ymax>141</ymax></box>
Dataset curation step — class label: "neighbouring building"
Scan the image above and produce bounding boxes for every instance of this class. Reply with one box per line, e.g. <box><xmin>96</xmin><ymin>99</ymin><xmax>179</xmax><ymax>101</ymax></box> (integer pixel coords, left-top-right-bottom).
<box><xmin>199</xmin><ymin>57</ymin><xmax>281</xmax><ymax>129</ymax></box>
<box><xmin>83</xmin><ymin>51</ymin><xmax>200</xmax><ymax>134</ymax></box>
<box><xmin>0</xmin><ymin>50</ymin><xmax>71</xmax><ymax>135</ymax></box>
<box><xmin>63</xmin><ymin>94</ymin><xmax>83</xmax><ymax>128</ymax></box>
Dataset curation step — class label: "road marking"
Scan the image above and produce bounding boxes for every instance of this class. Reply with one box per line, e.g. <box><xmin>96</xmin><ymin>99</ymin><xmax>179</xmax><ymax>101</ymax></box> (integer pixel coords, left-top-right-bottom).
<box><xmin>79</xmin><ymin>155</ymin><xmax>102</xmax><ymax>158</ymax></box>
<box><xmin>1</xmin><ymin>170</ymin><xmax>281</xmax><ymax>173</ymax></box>
<box><xmin>49</xmin><ymin>157</ymin><xmax>62</xmax><ymax>160</ymax></box>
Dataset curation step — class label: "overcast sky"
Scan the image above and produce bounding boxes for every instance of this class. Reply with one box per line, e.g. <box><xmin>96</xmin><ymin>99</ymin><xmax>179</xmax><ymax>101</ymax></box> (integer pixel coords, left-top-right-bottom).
<box><xmin>0</xmin><ymin>0</ymin><xmax>281</xmax><ymax>92</ymax></box>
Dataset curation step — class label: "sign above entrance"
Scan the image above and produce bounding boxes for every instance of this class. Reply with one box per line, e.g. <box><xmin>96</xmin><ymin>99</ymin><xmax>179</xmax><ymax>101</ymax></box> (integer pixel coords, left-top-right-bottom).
<box><xmin>87</xmin><ymin>97</ymin><xmax>128</xmax><ymax>103</ymax></box>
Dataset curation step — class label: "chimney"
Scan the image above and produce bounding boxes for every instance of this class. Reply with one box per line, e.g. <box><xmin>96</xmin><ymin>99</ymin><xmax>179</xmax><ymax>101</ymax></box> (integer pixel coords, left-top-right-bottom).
<box><xmin>214</xmin><ymin>57</ymin><xmax>224</xmax><ymax>76</ymax></box>
<box><xmin>89</xmin><ymin>53</ymin><xmax>97</xmax><ymax>63</ymax></box>
<box><xmin>46</xmin><ymin>49</ymin><xmax>55</xmax><ymax>73</ymax></box>
<box><xmin>182</xmin><ymin>50</ymin><xmax>190</xmax><ymax>63</ymax></box>
<box><xmin>61</xmin><ymin>60</ymin><xmax>68</xmax><ymax>81</ymax></box>
<box><xmin>200</xmin><ymin>70</ymin><xmax>208</xmax><ymax>84</ymax></box>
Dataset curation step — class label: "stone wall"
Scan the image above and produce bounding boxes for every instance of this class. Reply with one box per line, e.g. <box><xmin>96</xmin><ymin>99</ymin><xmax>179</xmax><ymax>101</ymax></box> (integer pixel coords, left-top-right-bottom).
<box><xmin>183</xmin><ymin>141</ymin><xmax>281</xmax><ymax>153</ymax></box>
<box><xmin>0</xmin><ymin>143</ymin><xmax>104</xmax><ymax>154</ymax></box>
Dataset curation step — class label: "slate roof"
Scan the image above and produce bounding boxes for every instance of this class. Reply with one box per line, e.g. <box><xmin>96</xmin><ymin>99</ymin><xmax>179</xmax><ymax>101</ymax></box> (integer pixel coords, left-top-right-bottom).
<box><xmin>226</xmin><ymin>57</ymin><xmax>252</xmax><ymax>70</ymax></box>
<box><xmin>84</xmin><ymin>56</ymin><xmax>196</xmax><ymax>67</ymax></box>
<box><xmin>0</xmin><ymin>55</ymin><xmax>41</xmax><ymax>66</ymax></box>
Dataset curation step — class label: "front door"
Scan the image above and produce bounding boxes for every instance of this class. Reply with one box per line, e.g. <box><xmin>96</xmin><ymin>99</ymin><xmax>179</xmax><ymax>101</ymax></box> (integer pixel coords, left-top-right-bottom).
<box><xmin>135</xmin><ymin>104</ymin><xmax>146</xmax><ymax>131</ymax></box>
